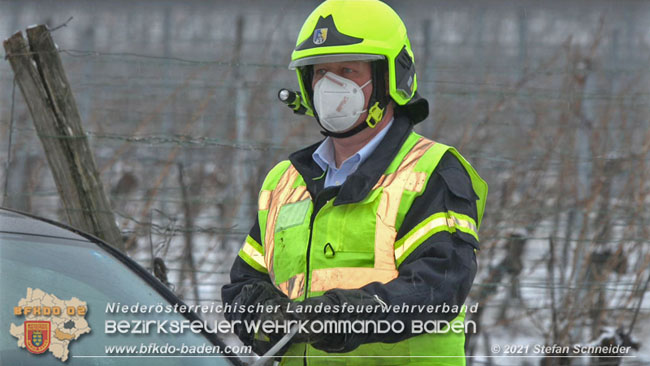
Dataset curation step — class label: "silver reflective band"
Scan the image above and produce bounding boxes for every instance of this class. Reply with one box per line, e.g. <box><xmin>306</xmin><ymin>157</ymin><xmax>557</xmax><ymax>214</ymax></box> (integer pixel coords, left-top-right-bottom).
<box><xmin>289</xmin><ymin>53</ymin><xmax>385</xmax><ymax>69</ymax></box>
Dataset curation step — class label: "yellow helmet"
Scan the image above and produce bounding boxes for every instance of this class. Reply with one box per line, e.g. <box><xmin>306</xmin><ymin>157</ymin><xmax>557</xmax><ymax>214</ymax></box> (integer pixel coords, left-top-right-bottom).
<box><xmin>288</xmin><ymin>0</ymin><xmax>428</xmax><ymax>130</ymax></box>
<box><xmin>290</xmin><ymin>0</ymin><xmax>418</xmax><ymax>107</ymax></box>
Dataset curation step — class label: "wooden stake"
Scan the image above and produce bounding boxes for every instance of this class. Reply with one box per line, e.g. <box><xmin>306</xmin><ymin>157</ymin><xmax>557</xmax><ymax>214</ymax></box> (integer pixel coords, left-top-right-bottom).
<box><xmin>3</xmin><ymin>26</ymin><xmax>124</xmax><ymax>251</ymax></box>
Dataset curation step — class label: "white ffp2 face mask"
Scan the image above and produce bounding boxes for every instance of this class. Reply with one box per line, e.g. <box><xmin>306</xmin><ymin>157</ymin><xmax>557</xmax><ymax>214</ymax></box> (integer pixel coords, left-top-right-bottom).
<box><xmin>313</xmin><ymin>72</ymin><xmax>371</xmax><ymax>133</ymax></box>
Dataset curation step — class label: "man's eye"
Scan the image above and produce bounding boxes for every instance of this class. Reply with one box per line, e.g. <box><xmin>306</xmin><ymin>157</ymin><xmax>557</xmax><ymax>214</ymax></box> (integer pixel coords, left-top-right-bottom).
<box><xmin>315</xmin><ymin>69</ymin><xmax>327</xmax><ymax>75</ymax></box>
<box><xmin>343</xmin><ymin>68</ymin><xmax>354</xmax><ymax>73</ymax></box>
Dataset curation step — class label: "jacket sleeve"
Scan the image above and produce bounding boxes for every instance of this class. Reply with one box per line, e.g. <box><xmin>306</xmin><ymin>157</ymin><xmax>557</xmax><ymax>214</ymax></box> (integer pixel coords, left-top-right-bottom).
<box><xmin>359</xmin><ymin>151</ymin><xmax>480</xmax><ymax>344</ymax></box>
<box><xmin>220</xmin><ymin>217</ymin><xmax>272</xmax><ymax>314</ymax></box>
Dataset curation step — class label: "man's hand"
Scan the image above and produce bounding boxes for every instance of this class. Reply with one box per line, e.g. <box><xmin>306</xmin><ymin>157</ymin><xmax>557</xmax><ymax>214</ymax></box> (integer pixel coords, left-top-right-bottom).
<box><xmin>228</xmin><ymin>281</ymin><xmax>290</xmax><ymax>350</ymax></box>
<box><xmin>289</xmin><ymin>289</ymin><xmax>382</xmax><ymax>353</ymax></box>
<box><xmin>228</xmin><ymin>283</ymin><xmax>382</xmax><ymax>355</ymax></box>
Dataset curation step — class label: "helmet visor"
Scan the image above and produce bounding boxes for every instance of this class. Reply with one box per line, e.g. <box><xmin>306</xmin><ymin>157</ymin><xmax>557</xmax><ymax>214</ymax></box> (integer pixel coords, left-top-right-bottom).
<box><xmin>289</xmin><ymin>53</ymin><xmax>384</xmax><ymax>70</ymax></box>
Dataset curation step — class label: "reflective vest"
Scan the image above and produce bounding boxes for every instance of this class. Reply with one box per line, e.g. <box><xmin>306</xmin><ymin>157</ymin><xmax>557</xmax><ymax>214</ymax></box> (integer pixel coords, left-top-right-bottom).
<box><xmin>239</xmin><ymin>132</ymin><xmax>487</xmax><ymax>365</ymax></box>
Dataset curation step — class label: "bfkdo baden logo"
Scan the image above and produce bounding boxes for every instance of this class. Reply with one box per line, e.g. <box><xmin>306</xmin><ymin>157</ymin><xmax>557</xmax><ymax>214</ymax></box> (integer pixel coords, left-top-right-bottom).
<box><xmin>10</xmin><ymin>288</ymin><xmax>91</xmax><ymax>362</ymax></box>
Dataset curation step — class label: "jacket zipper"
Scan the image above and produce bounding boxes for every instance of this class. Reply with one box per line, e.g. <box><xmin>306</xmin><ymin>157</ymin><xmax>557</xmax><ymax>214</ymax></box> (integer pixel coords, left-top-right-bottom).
<box><xmin>302</xmin><ymin>188</ymin><xmax>337</xmax><ymax>366</ymax></box>
<box><xmin>302</xmin><ymin>192</ymin><xmax>327</xmax><ymax>366</ymax></box>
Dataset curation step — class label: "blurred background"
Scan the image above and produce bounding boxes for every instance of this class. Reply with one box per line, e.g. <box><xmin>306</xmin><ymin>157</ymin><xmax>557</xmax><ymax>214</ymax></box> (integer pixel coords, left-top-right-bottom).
<box><xmin>1</xmin><ymin>0</ymin><xmax>649</xmax><ymax>364</ymax></box>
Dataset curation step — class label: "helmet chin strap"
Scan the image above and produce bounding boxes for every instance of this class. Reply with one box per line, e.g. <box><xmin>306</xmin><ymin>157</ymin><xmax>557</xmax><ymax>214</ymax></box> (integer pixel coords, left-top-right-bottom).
<box><xmin>319</xmin><ymin>117</ymin><xmax>370</xmax><ymax>138</ymax></box>
<box><xmin>318</xmin><ymin>60</ymin><xmax>387</xmax><ymax>139</ymax></box>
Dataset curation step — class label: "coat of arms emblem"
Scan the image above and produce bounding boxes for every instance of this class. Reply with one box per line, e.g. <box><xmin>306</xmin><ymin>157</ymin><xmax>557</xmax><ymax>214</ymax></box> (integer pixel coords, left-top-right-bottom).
<box><xmin>24</xmin><ymin>321</ymin><xmax>51</xmax><ymax>354</ymax></box>
<box><xmin>313</xmin><ymin>28</ymin><xmax>328</xmax><ymax>45</ymax></box>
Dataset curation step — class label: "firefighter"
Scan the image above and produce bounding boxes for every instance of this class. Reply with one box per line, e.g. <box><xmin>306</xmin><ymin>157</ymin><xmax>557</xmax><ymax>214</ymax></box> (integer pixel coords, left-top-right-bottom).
<box><xmin>222</xmin><ymin>1</ymin><xmax>487</xmax><ymax>364</ymax></box>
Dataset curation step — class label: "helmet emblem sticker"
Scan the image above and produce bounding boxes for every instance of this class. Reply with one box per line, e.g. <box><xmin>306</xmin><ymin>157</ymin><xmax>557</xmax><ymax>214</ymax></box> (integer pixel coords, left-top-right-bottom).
<box><xmin>295</xmin><ymin>15</ymin><xmax>363</xmax><ymax>51</ymax></box>
<box><xmin>313</xmin><ymin>28</ymin><xmax>328</xmax><ymax>45</ymax></box>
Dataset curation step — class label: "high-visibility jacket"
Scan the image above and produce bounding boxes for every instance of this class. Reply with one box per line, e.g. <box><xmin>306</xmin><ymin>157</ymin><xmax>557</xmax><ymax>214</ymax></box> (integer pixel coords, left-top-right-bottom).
<box><xmin>226</xmin><ymin>116</ymin><xmax>487</xmax><ymax>365</ymax></box>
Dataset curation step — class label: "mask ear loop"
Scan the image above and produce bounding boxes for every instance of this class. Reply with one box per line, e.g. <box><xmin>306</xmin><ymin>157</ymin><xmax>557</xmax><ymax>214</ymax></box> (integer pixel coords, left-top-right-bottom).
<box><xmin>365</xmin><ymin>60</ymin><xmax>387</xmax><ymax>128</ymax></box>
<box><xmin>355</xmin><ymin>79</ymin><xmax>373</xmax><ymax>114</ymax></box>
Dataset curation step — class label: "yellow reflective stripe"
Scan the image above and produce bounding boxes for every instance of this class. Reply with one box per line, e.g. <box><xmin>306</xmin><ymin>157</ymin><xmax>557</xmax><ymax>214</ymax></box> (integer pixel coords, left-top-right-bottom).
<box><xmin>373</xmin><ymin>138</ymin><xmax>436</xmax><ymax>271</ymax></box>
<box><xmin>245</xmin><ymin>235</ymin><xmax>263</xmax><ymax>253</ymax></box>
<box><xmin>448</xmin><ymin>211</ymin><xmax>478</xmax><ymax>240</ymax></box>
<box><xmin>277</xmin><ymin>273</ymin><xmax>305</xmax><ymax>300</ymax></box>
<box><xmin>394</xmin><ymin>213</ymin><xmax>447</xmax><ymax>263</ymax></box>
<box><xmin>239</xmin><ymin>236</ymin><xmax>267</xmax><ymax>273</ymax></box>
<box><xmin>262</xmin><ymin>166</ymin><xmax>311</xmax><ymax>285</ymax></box>
<box><xmin>394</xmin><ymin>211</ymin><xmax>479</xmax><ymax>266</ymax></box>
<box><xmin>406</xmin><ymin>171</ymin><xmax>427</xmax><ymax>192</ymax></box>
<box><xmin>263</xmin><ymin>166</ymin><xmax>301</xmax><ymax>284</ymax></box>
<box><xmin>310</xmin><ymin>267</ymin><xmax>398</xmax><ymax>293</ymax></box>
<box><xmin>259</xmin><ymin>190</ymin><xmax>272</xmax><ymax>211</ymax></box>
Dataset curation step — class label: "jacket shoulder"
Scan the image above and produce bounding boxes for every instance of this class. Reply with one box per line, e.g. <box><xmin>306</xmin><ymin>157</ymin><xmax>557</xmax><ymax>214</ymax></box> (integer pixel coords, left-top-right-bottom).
<box><xmin>410</xmin><ymin>135</ymin><xmax>453</xmax><ymax>174</ymax></box>
<box><xmin>260</xmin><ymin>160</ymin><xmax>292</xmax><ymax>191</ymax></box>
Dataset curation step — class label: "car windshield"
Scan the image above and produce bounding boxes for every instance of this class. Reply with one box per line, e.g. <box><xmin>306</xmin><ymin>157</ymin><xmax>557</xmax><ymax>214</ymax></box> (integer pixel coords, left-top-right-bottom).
<box><xmin>0</xmin><ymin>231</ymin><xmax>238</xmax><ymax>366</ymax></box>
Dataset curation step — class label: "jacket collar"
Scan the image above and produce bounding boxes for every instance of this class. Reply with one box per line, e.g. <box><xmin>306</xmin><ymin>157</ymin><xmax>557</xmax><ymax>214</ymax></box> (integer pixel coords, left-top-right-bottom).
<box><xmin>289</xmin><ymin>112</ymin><xmax>413</xmax><ymax>206</ymax></box>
